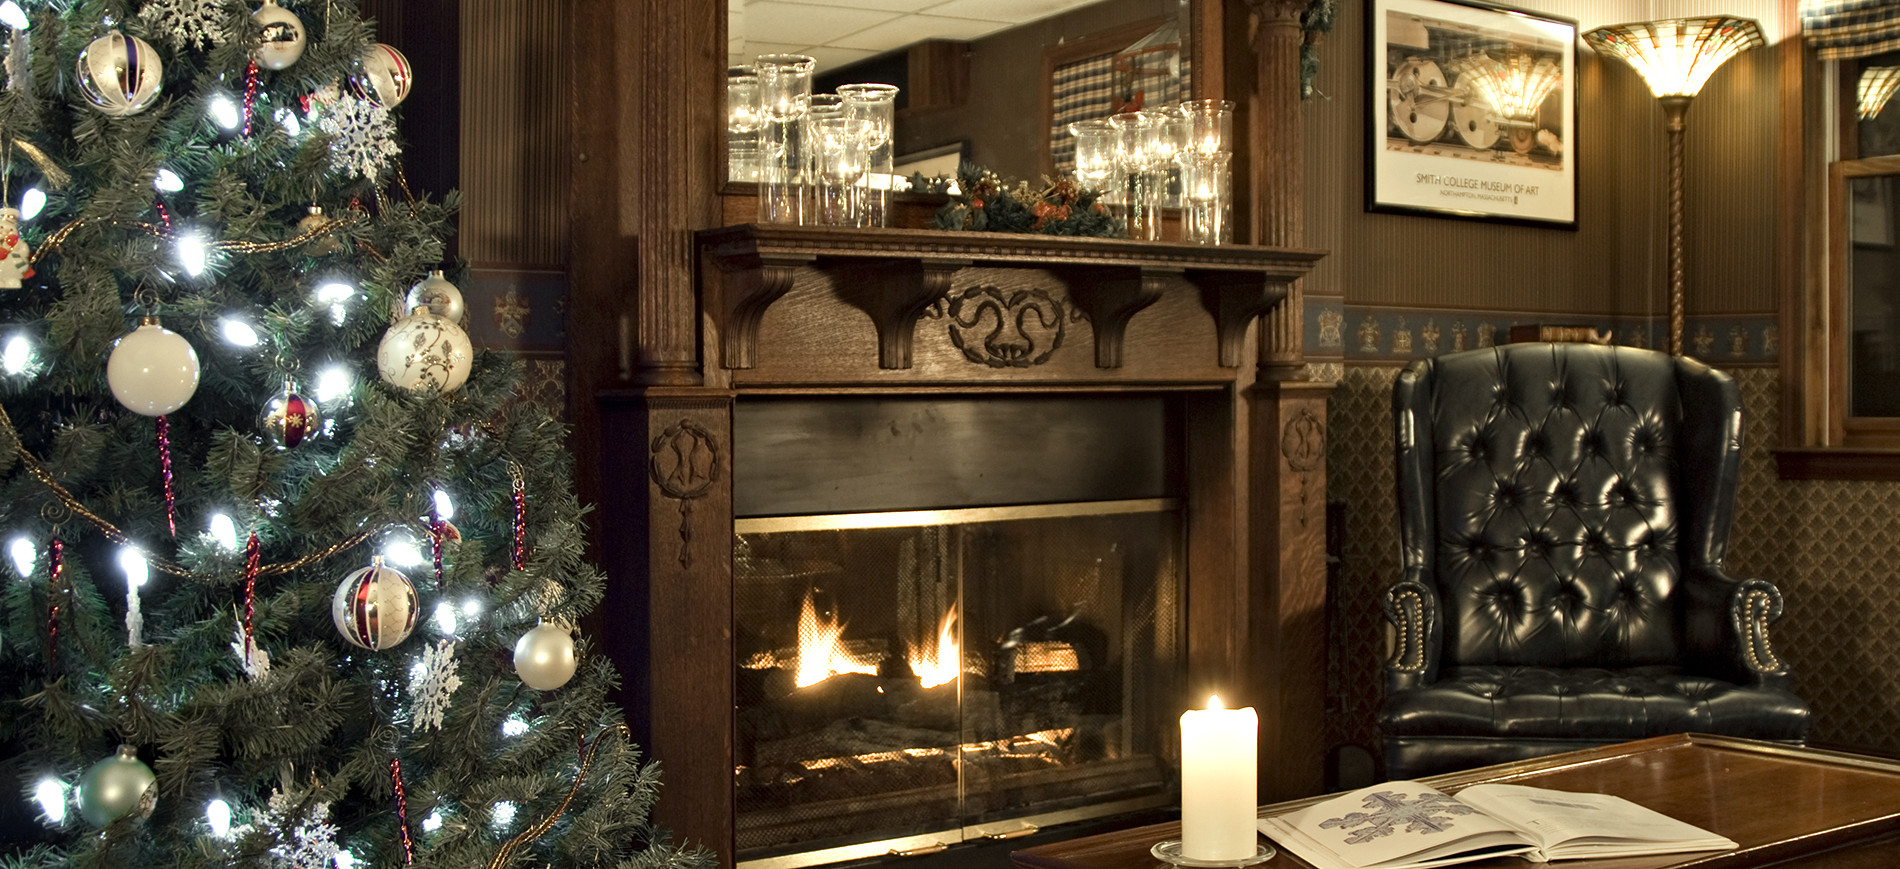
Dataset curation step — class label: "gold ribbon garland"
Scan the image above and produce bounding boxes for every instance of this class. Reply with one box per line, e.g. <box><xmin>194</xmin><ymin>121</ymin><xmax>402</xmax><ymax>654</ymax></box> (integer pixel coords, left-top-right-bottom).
<box><xmin>0</xmin><ymin>401</ymin><xmax>380</xmax><ymax>580</ymax></box>
<box><xmin>486</xmin><ymin>725</ymin><xmax>628</xmax><ymax>869</ymax></box>
<box><xmin>27</xmin><ymin>209</ymin><xmax>370</xmax><ymax>266</ymax></box>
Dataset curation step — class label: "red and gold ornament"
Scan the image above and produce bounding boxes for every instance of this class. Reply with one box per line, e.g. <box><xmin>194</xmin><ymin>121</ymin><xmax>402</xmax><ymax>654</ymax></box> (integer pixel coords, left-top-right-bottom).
<box><xmin>260</xmin><ymin>380</ymin><xmax>321</xmax><ymax>449</ymax></box>
<box><xmin>331</xmin><ymin>557</ymin><xmax>418</xmax><ymax>651</ymax></box>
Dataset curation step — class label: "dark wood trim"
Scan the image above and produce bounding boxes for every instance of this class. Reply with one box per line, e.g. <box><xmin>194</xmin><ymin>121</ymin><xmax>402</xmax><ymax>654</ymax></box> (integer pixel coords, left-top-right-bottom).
<box><xmin>1775</xmin><ymin>447</ymin><xmax>1900</xmax><ymax>481</ymax></box>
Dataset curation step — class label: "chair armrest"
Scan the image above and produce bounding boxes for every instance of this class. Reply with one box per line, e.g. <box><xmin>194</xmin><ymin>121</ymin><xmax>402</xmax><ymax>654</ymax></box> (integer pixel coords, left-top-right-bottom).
<box><xmin>1382</xmin><ymin>578</ymin><xmax>1441</xmax><ymax>693</ymax></box>
<box><xmin>1683</xmin><ymin>565</ymin><xmax>1792</xmax><ymax>689</ymax></box>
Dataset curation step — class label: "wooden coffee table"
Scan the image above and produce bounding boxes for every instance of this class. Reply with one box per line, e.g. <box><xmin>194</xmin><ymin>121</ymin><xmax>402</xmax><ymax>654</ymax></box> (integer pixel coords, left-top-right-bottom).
<box><xmin>1010</xmin><ymin>734</ymin><xmax>1900</xmax><ymax>868</ymax></box>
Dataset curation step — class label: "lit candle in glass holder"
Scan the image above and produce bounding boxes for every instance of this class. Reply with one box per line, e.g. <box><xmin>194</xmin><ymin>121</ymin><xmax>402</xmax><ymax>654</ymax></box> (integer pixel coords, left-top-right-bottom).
<box><xmin>1180</xmin><ymin>99</ymin><xmax>1235</xmax><ymax>157</ymax></box>
<box><xmin>1179</xmin><ymin>695</ymin><xmax>1258</xmax><ymax>861</ymax></box>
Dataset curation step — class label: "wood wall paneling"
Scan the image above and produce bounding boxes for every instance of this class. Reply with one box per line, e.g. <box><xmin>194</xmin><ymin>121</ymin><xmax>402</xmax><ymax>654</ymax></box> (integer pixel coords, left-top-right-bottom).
<box><xmin>462</xmin><ymin>0</ymin><xmax>568</xmax><ymax>267</ymax></box>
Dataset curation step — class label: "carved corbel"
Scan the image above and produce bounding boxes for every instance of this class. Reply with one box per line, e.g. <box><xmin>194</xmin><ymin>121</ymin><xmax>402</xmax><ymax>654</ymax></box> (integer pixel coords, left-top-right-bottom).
<box><xmin>1188</xmin><ymin>270</ymin><xmax>1290</xmax><ymax>368</ymax></box>
<box><xmin>710</xmin><ymin>251</ymin><xmax>813</xmax><ymax>369</ymax></box>
<box><xmin>1063</xmin><ymin>266</ymin><xmax>1172</xmax><ymax>368</ymax></box>
<box><xmin>825</xmin><ymin>258</ymin><xmax>966</xmax><ymax>369</ymax></box>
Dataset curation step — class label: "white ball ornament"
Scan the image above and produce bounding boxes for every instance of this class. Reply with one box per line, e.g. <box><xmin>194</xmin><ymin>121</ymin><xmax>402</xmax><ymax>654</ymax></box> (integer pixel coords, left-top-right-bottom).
<box><xmin>251</xmin><ymin>0</ymin><xmax>306</xmax><ymax>70</ymax></box>
<box><xmin>377</xmin><ymin>307</ymin><xmax>472</xmax><ymax>393</ymax></box>
<box><xmin>332</xmin><ymin>557</ymin><xmax>419</xmax><ymax>650</ymax></box>
<box><xmin>406</xmin><ymin>270</ymin><xmax>465</xmax><ymax>324</ymax></box>
<box><xmin>513</xmin><ymin>622</ymin><xmax>578</xmax><ymax>690</ymax></box>
<box><xmin>351</xmin><ymin>43</ymin><xmax>413</xmax><ymax>108</ymax></box>
<box><xmin>77</xmin><ymin>31</ymin><xmax>163</xmax><ymax>117</ymax></box>
<box><xmin>76</xmin><ymin>745</ymin><xmax>157</xmax><ymax>826</ymax></box>
<box><xmin>107</xmin><ymin>318</ymin><xmax>201</xmax><ymax>416</ymax></box>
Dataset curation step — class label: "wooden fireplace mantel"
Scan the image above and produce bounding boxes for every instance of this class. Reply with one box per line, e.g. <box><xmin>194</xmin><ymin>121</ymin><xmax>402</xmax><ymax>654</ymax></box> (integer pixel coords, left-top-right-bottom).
<box><xmin>700</xmin><ymin>224</ymin><xmax>1325</xmax><ymax>372</ymax></box>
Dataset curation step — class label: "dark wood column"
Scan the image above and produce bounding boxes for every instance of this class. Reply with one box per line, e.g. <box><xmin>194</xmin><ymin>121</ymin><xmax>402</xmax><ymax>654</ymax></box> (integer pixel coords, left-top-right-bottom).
<box><xmin>568</xmin><ymin>0</ymin><xmax>730</xmax><ymax>859</ymax></box>
<box><xmin>1238</xmin><ymin>0</ymin><xmax>1333</xmax><ymax>803</ymax></box>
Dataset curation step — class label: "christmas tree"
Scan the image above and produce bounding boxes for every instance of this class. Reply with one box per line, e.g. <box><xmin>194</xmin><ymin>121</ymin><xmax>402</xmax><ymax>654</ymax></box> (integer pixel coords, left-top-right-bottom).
<box><xmin>0</xmin><ymin>2</ymin><xmax>709</xmax><ymax>867</ymax></box>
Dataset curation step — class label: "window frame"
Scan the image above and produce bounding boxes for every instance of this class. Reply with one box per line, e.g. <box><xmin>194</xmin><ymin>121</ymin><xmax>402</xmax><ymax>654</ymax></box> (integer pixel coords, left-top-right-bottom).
<box><xmin>1777</xmin><ymin>46</ymin><xmax>1900</xmax><ymax>480</ymax></box>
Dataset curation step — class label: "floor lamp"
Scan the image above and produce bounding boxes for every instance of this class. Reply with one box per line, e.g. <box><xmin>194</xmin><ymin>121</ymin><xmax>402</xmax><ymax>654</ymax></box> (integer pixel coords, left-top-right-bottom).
<box><xmin>1583</xmin><ymin>17</ymin><xmax>1764</xmax><ymax>356</ymax></box>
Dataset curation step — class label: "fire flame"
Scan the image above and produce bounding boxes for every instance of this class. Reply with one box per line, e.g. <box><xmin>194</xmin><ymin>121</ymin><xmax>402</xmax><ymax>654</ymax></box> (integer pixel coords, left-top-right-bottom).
<box><xmin>794</xmin><ymin>591</ymin><xmax>879</xmax><ymax>688</ymax></box>
<box><xmin>909</xmin><ymin>606</ymin><xmax>960</xmax><ymax>689</ymax></box>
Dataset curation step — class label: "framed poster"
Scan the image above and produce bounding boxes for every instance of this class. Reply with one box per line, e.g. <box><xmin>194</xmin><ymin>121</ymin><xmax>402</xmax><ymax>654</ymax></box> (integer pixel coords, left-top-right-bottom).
<box><xmin>1368</xmin><ymin>0</ymin><xmax>1577</xmax><ymax>226</ymax></box>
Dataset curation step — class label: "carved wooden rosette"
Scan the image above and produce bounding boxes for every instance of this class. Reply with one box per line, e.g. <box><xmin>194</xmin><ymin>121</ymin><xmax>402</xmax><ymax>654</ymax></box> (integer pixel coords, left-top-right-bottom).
<box><xmin>647</xmin><ymin>418</ymin><xmax>722</xmax><ymax>567</ymax></box>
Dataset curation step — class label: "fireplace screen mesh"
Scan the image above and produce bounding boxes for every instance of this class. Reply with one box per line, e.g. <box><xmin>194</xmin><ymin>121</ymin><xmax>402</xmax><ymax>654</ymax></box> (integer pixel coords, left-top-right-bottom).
<box><xmin>733</xmin><ymin>500</ymin><xmax>1183</xmax><ymax>863</ymax></box>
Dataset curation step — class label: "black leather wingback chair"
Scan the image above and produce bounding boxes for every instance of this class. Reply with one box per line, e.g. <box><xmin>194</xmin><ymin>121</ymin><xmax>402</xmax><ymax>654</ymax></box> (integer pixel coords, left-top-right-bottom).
<box><xmin>1379</xmin><ymin>343</ymin><xmax>1809</xmax><ymax>780</ymax></box>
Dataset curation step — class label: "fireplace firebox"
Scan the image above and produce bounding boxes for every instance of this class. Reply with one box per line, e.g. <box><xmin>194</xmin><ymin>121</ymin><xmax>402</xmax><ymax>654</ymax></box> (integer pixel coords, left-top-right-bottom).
<box><xmin>732</xmin><ymin>501</ymin><xmax>1183</xmax><ymax>867</ymax></box>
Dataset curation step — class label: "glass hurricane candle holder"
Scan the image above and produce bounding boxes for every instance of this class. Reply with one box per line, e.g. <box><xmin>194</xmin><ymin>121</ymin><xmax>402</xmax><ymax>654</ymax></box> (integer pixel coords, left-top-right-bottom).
<box><xmin>838</xmin><ymin>83</ymin><xmax>899</xmax><ymax>227</ymax></box>
<box><xmin>727</xmin><ymin>68</ymin><xmax>763</xmax><ymax>183</ymax></box>
<box><xmin>1110</xmin><ymin>111</ymin><xmax>1166</xmax><ymax>240</ymax></box>
<box><xmin>1180</xmin><ymin>99</ymin><xmax>1235</xmax><ymax>158</ymax></box>
<box><xmin>752</xmin><ymin>54</ymin><xmax>815</xmax><ymax>224</ymax></box>
<box><xmin>808</xmin><ymin>116</ymin><xmax>873</xmax><ymax>226</ymax></box>
<box><xmin>1180</xmin><ymin>152</ymin><xmax>1232</xmax><ymax>245</ymax></box>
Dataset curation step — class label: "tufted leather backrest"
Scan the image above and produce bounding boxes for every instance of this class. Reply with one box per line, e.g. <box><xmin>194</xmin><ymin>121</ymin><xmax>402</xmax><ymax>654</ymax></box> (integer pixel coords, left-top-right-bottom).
<box><xmin>1393</xmin><ymin>343</ymin><xmax>1743</xmax><ymax>670</ymax></box>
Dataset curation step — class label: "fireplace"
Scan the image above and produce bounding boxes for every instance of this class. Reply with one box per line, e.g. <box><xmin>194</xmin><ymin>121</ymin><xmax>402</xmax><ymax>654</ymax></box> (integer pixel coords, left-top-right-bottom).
<box><xmin>728</xmin><ymin>394</ymin><xmax>1184</xmax><ymax>867</ymax></box>
<box><xmin>596</xmin><ymin>226</ymin><xmax>1329</xmax><ymax>869</ymax></box>
<box><xmin>732</xmin><ymin>500</ymin><xmax>1182</xmax><ymax>866</ymax></box>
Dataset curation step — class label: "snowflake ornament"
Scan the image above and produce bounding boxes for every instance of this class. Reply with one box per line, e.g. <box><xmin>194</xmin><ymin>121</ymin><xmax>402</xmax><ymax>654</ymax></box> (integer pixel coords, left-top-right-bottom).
<box><xmin>252</xmin><ymin>788</ymin><xmax>340</xmax><ymax>869</ymax></box>
<box><xmin>230</xmin><ymin>621</ymin><xmax>272</xmax><ymax>680</ymax></box>
<box><xmin>408</xmin><ymin>639</ymin><xmax>463</xmax><ymax>731</ymax></box>
<box><xmin>310</xmin><ymin>85</ymin><xmax>401</xmax><ymax>180</ymax></box>
<box><xmin>141</xmin><ymin>0</ymin><xmax>229</xmax><ymax>52</ymax></box>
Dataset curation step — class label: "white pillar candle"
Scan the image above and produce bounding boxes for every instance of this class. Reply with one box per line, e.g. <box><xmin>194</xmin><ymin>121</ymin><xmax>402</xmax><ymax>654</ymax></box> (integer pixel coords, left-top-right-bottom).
<box><xmin>1180</xmin><ymin>695</ymin><xmax>1258</xmax><ymax>861</ymax></box>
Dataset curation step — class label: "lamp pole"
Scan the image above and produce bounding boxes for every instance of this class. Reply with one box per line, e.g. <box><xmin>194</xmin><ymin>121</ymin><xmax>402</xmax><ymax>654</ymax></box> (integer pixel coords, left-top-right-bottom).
<box><xmin>1662</xmin><ymin>95</ymin><xmax>1690</xmax><ymax>356</ymax></box>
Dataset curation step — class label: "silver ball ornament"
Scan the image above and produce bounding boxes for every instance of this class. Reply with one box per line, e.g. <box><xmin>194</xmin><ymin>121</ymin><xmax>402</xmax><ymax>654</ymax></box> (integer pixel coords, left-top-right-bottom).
<box><xmin>77</xmin><ymin>31</ymin><xmax>163</xmax><ymax>117</ymax></box>
<box><xmin>406</xmin><ymin>270</ymin><xmax>465</xmax><ymax>324</ymax></box>
<box><xmin>107</xmin><ymin>318</ymin><xmax>202</xmax><ymax>416</ymax></box>
<box><xmin>332</xmin><ymin>558</ymin><xmax>419</xmax><ymax>650</ymax></box>
<box><xmin>251</xmin><ymin>0</ymin><xmax>306</xmax><ymax>70</ymax></box>
<box><xmin>351</xmin><ymin>43</ymin><xmax>413</xmax><ymax>108</ymax></box>
<box><xmin>377</xmin><ymin>307</ymin><xmax>472</xmax><ymax>394</ymax></box>
<box><xmin>513</xmin><ymin>622</ymin><xmax>578</xmax><ymax>690</ymax></box>
<box><xmin>77</xmin><ymin>745</ymin><xmax>156</xmax><ymax>826</ymax></box>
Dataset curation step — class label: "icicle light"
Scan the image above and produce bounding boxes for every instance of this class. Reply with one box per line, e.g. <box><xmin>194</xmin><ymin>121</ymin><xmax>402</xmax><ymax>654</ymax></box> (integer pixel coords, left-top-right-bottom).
<box><xmin>8</xmin><ymin>535</ymin><xmax>33</xmax><ymax>577</ymax></box>
<box><xmin>207</xmin><ymin>513</ymin><xmax>238</xmax><ymax>551</ymax></box>
<box><xmin>218</xmin><ymin>317</ymin><xmax>259</xmax><ymax>347</ymax></box>
<box><xmin>432</xmin><ymin>489</ymin><xmax>455</xmax><ymax>520</ymax></box>
<box><xmin>154</xmin><ymin>168</ymin><xmax>184</xmax><ymax>193</ymax></box>
<box><xmin>314</xmin><ymin>364</ymin><xmax>352</xmax><ymax>405</ymax></box>
<box><xmin>205</xmin><ymin>798</ymin><xmax>231</xmax><ymax>838</ymax></box>
<box><xmin>18</xmin><ymin>187</ymin><xmax>43</xmax><ymax>220</ymax></box>
<box><xmin>177</xmin><ymin>229</ymin><xmax>208</xmax><ymax>276</ymax></box>
<box><xmin>208</xmin><ymin>93</ymin><xmax>240</xmax><ymax>131</ymax></box>
<box><xmin>3</xmin><ymin>334</ymin><xmax>32</xmax><ymax>374</ymax></box>
<box><xmin>33</xmin><ymin>778</ymin><xmax>65</xmax><ymax>824</ymax></box>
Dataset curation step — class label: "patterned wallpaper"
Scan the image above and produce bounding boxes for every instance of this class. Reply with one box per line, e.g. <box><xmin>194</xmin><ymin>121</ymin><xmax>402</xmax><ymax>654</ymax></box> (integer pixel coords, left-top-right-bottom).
<box><xmin>1325</xmin><ymin>362</ymin><xmax>1900</xmax><ymax>769</ymax></box>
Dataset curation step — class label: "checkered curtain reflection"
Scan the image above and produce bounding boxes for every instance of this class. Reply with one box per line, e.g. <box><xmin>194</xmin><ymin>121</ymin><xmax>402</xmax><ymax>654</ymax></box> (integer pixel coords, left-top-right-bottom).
<box><xmin>1801</xmin><ymin>0</ymin><xmax>1900</xmax><ymax>60</ymax></box>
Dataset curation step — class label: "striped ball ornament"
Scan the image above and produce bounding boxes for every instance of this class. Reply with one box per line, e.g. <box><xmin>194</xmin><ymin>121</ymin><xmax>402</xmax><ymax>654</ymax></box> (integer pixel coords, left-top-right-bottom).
<box><xmin>331</xmin><ymin>558</ymin><xmax>418</xmax><ymax>651</ymax></box>
<box><xmin>77</xmin><ymin>31</ymin><xmax>163</xmax><ymax>117</ymax></box>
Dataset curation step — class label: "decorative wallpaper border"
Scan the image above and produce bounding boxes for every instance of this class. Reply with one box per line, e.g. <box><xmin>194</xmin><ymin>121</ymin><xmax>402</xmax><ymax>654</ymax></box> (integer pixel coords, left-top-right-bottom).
<box><xmin>1303</xmin><ymin>298</ymin><xmax>1779</xmax><ymax>366</ymax></box>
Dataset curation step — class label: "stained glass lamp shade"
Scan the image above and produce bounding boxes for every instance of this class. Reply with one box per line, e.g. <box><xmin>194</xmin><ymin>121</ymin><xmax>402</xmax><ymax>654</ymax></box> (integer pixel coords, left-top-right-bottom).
<box><xmin>1446</xmin><ymin>52</ymin><xmax>1563</xmax><ymax>121</ymax></box>
<box><xmin>1861</xmin><ymin>67</ymin><xmax>1900</xmax><ymax>120</ymax></box>
<box><xmin>1581</xmin><ymin>15</ymin><xmax>1763</xmax><ymax>357</ymax></box>
<box><xmin>1582</xmin><ymin>17</ymin><xmax>1765</xmax><ymax>100</ymax></box>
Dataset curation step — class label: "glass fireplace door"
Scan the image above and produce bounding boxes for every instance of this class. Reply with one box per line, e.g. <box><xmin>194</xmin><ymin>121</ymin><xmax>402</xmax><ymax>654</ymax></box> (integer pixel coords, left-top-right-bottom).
<box><xmin>733</xmin><ymin>499</ymin><xmax>1183</xmax><ymax>868</ymax></box>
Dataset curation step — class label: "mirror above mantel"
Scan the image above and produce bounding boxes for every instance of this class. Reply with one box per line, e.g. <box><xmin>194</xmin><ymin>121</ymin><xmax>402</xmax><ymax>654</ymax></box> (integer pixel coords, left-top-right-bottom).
<box><xmin>727</xmin><ymin>0</ymin><xmax>1193</xmax><ymax>187</ymax></box>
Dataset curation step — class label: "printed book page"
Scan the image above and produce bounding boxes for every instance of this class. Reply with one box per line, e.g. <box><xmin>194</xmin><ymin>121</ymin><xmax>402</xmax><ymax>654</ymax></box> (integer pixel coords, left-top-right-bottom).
<box><xmin>1256</xmin><ymin>781</ymin><xmax>1538</xmax><ymax>869</ymax></box>
<box><xmin>1454</xmin><ymin>784</ymin><xmax>1738</xmax><ymax>858</ymax></box>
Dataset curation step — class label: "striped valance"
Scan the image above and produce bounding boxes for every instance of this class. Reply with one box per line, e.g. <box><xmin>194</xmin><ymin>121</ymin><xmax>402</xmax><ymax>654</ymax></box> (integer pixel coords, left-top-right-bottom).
<box><xmin>1801</xmin><ymin>0</ymin><xmax>1900</xmax><ymax>60</ymax></box>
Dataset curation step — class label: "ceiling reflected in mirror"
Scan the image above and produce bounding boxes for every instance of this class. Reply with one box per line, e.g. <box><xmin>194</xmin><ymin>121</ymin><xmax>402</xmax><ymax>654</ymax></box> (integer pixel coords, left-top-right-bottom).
<box><xmin>729</xmin><ymin>0</ymin><xmax>1109</xmax><ymax>72</ymax></box>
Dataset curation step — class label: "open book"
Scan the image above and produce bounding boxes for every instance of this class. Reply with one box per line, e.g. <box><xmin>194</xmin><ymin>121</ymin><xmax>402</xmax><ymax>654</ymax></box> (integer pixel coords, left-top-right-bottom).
<box><xmin>1256</xmin><ymin>781</ymin><xmax>1737</xmax><ymax>869</ymax></box>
